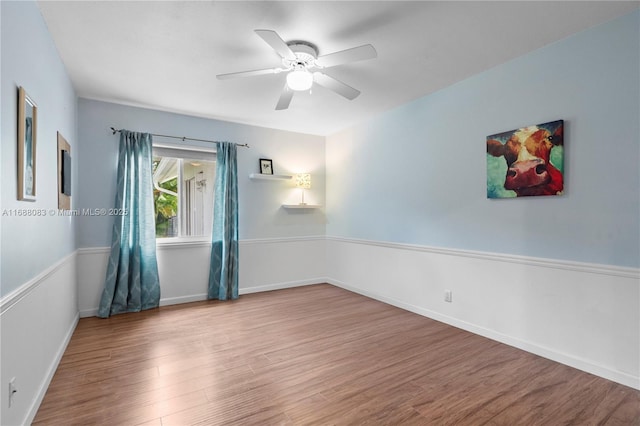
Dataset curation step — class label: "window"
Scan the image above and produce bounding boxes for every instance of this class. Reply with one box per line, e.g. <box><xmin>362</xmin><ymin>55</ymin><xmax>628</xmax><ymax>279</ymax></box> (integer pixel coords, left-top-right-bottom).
<box><xmin>152</xmin><ymin>146</ymin><xmax>216</xmax><ymax>239</ymax></box>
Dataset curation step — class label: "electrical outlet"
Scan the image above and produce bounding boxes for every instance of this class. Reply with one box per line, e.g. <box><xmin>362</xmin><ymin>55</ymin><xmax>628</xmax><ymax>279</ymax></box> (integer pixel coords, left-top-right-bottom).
<box><xmin>444</xmin><ymin>290</ymin><xmax>452</xmax><ymax>303</ymax></box>
<box><xmin>9</xmin><ymin>377</ymin><xmax>17</xmax><ymax>408</ymax></box>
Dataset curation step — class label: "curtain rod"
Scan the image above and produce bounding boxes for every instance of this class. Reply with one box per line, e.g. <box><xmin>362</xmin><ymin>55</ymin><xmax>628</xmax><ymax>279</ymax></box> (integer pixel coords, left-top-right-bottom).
<box><xmin>110</xmin><ymin>127</ymin><xmax>250</xmax><ymax>148</ymax></box>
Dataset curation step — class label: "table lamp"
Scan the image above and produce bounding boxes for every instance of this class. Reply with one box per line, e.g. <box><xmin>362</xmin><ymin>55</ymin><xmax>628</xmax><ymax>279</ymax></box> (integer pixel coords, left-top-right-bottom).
<box><xmin>295</xmin><ymin>173</ymin><xmax>311</xmax><ymax>205</ymax></box>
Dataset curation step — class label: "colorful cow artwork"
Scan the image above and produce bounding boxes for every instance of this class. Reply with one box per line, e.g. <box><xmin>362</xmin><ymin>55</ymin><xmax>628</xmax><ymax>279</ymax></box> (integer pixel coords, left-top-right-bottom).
<box><xmin>486</xmin><ymin>120</ymin><xmax>564</xmax><ymax>198</ymax></box>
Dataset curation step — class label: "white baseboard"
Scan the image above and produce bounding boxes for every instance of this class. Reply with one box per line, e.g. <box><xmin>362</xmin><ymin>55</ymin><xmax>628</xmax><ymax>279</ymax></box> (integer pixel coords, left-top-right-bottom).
<box><xmin>81</xmin><ymin>279</ymin><xmax>328</xmax><ymax>317</ymax></box>
<box><xmin>160</xmin><ymin>293</ymin><xmax>208</xmax><ymax>307</ymax></box>
<box><xmin>159</xmin><ymin>277</ymin><xmax>326</xmax><ymax>301</ymax></box>
<box><xmin>81</xmin><ymin>294</ymin><xmax>210</xmax><ymax>317</ymax></box>
<box><xmin>79</xmin><ymin>308</ymin><xmax>98</xmax><ymax>318</ymax></box>
<box><xmin>240</xmin><ymin>278</ymin><xmax>326</xmax><ymax>295</ymax></box>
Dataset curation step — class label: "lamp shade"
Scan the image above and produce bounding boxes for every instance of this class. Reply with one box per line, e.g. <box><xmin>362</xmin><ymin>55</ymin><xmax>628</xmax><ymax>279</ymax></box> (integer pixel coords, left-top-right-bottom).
<box><xmin>295</xmin><ymin>173</ymin><xmax>311</xmax><ymax>189</ymax></box>
<box><xmin>286</xmin><ymin>69</ymin><xmax>313</xmax><ymax>91</ymax></box>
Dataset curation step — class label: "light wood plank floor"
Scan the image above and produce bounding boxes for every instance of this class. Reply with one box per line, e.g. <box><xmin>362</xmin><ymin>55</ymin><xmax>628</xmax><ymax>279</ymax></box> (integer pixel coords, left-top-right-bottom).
<box><xmin>35</xmin><ymin>284</ymin><xmax>639</xmax><ymax>425</ymax></box>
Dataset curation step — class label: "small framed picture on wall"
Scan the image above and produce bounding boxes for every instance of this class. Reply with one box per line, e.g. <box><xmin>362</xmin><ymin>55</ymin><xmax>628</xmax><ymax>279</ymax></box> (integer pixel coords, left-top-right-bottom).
<box><xmin>17</xmin><ymin>86</ymin><xmax>37</xmax><ymax>201</ymax></box>
<box><xmin>259</xmin><ymin>158</ymin><xmax>273</xmax><ymax>175</ymax></box>
<box><xmin>57</xmin><ymin>132</ymin><xmax>71</xmax><ymax>210</ymax></box>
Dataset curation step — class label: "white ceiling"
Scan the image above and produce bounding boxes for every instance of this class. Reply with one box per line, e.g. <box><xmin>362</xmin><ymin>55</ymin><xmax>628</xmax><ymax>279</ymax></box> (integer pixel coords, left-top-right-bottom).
<box><xmin>37</xmin><ymin>1</ymin><xmax>638</xmax><ymax>136</ymax></box>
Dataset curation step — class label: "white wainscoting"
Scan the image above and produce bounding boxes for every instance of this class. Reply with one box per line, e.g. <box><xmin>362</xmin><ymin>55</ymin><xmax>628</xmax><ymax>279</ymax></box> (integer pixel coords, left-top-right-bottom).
<box><xmin>239</xmin><ymin>236</ymin><xmax>326</xmax><ymax>293</ymax></box>
<box><xmin>77</xmin><ymin>236</ymin><xmax>327</xmax><ymax>317</ymax></box>
<box><xmin>325</xmin><ymin>236</ymin><xmax>640</xmax><ymax>390</ymax></box>
<box><xmin>0</xmin><ymin>252</ymin><xmax>79</xmax><ymax>426</ymax></box>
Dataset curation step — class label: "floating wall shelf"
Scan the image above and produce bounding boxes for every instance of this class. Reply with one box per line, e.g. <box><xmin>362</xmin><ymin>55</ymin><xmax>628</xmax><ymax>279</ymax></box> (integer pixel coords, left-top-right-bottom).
<box><xmin>249</xmin><ymin>173</ymin><xmax>292</xmax><ymax>181</ymax></box>
<box><xmin>282</xmin><ymin>204</ymin><xmax>322</xmax><ymax>209</ymax></box>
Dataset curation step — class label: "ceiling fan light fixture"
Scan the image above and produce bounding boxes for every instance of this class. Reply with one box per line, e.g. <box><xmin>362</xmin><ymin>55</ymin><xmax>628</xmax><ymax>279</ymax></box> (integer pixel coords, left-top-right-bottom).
<box><xmin>286</xmin><ymin>69</ymin><xmax>313</xmax><ymax>91</ymax></box>
<box><xmin>217</xmin><ymin>30</ymin><xmax>376</xmax><ymax>110</ymax></box>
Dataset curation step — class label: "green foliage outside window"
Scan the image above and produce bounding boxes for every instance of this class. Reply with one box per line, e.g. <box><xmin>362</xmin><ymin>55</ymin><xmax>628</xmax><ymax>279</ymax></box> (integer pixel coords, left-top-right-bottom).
<box><xmin>153</xmin><ymin>159</ymin><xmax>178</xmax><ymax>237</ymax></box>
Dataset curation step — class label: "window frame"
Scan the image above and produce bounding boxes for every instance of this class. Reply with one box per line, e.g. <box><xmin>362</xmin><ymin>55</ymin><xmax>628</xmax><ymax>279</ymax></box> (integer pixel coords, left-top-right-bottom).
<box><xmin>152</xmin><ymin>143</ymin><xmax>216</xmax><ymax>245</ymax></box>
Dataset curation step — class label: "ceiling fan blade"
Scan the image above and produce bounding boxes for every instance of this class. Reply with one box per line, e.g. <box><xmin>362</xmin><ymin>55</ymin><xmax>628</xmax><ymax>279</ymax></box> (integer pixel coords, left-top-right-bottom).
<box><xmin>316</xmin><ymin>44</ymin><xmax>377</xmax><ymax>68</ymax></box>
<box><xmin>275</xmin><ymin>82</ymin><xmax>294</xmax><ymax>110</ymax></box>
<box><xmin>216</xmin><ymin>67</ymin><xmax>282</xmax><ymax>80</ymax></box>
<box><xmin>313</xmin><ymin>72</ymin><xmax>360</xmax><ymax>100</ymax></box>
<box><xmin>255</xmin><ymin>29</ymin><xmax>297</xmax><ymax>61</ymax></box>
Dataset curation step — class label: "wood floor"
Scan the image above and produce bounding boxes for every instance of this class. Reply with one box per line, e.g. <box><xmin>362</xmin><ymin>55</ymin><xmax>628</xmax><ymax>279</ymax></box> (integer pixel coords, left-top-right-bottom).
<box><xmin>34</xmin><ymin>284</ymin><xmax>639</xmax><ymax>425</ymax></box>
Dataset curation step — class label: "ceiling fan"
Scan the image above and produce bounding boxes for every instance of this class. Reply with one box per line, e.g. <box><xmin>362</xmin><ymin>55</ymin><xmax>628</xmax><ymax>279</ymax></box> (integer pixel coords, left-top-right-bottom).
<box><xmin>216</xmin><ymin>30</ymin><xmax>377</xmax><ymax>110</ymax></box>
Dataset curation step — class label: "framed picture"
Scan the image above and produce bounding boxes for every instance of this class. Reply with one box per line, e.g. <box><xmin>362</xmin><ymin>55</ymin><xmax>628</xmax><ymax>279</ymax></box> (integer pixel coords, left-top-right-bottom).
<box><xmin>486</xmin><ymin>119</ymin><xmax>564</xmax><ymax>198</ymax></box>
<box><xmin>259</xmin><ymin>158</ymin><xmax>273</xmax><ymax>175</ymax></box>
<box><xmin>17</xmin><ymin>87</ymin><xmax>37</xmax><ymax>201</ymax></box>
<box><xmin>58</xmin><ymin>132</ymin><xmax>71</xmax><ymax>210</ymax></box>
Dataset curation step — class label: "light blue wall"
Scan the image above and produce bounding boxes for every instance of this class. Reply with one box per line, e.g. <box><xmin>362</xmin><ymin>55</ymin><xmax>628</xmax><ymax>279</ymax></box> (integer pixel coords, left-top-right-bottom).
<box><xmin>327</xmin><ymin>10</ymin><xmax>639</xmax><ymax>268</ymax></box>
<box><xmin>1</xmin><ymin>1</ymin><xmax>78</xmax><ymax>297</ymax></box>
<box><xmin>77</xmin><ymin>99</ymin><xmax>326</xmax><ymax>248</ymax></box>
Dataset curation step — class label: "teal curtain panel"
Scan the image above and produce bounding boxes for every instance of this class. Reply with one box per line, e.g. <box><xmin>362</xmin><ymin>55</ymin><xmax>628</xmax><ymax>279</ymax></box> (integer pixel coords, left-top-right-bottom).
<box><xmin>98</xmin><ymin>130</ymin><xmax>160</xmax><ymax>318</ymax></box>
<box><xmin>208</xmin><ymin>141</ymin><xmax>239</xmax><ymax>300</ymax></box>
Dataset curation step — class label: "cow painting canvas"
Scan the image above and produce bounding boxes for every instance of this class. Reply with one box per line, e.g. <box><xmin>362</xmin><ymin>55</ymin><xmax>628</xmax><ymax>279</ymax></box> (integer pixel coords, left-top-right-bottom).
<box><xmin>486</xmin><ymin>120</ymin><xmax>564</xmax><ymax>198</ymax></box>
